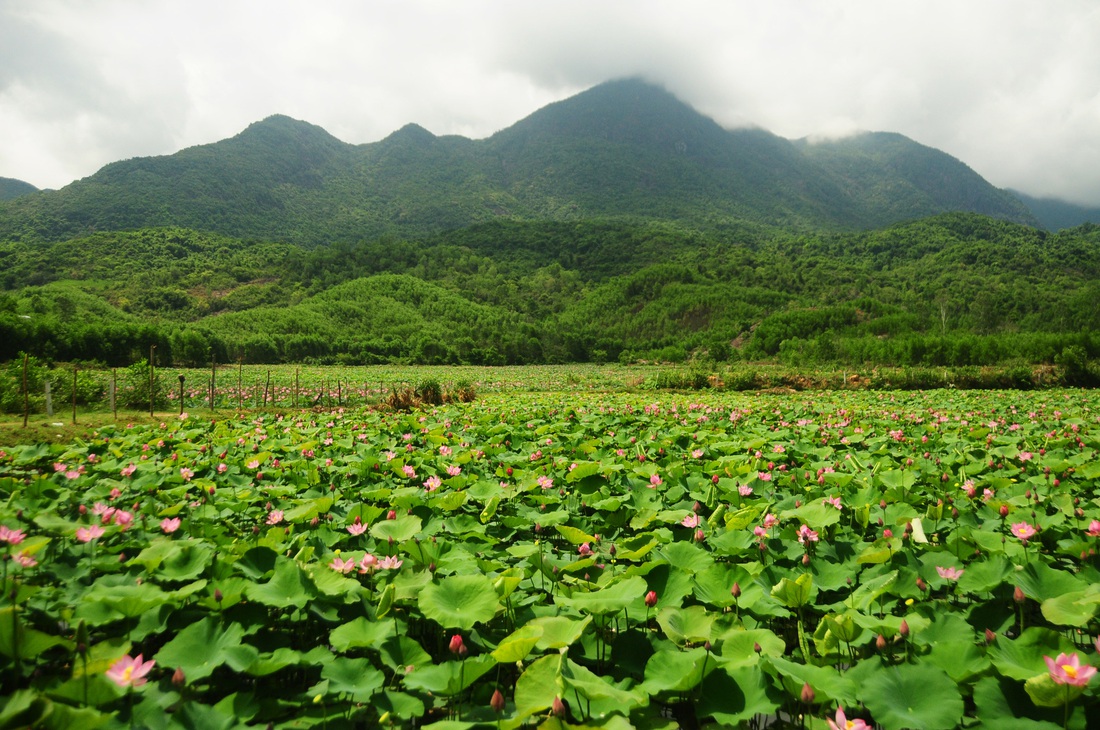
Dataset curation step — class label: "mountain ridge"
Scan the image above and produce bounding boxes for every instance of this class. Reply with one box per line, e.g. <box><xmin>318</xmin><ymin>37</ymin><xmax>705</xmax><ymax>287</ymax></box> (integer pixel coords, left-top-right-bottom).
<box><xmin>0</xmin><ymin>78</ymin><xmax>1040</xmax><ymax>243</ymax></box>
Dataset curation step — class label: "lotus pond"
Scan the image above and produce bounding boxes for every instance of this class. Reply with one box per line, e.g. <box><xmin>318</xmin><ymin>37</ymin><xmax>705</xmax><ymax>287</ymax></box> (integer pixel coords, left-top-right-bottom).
<box><xmin>2</xmin><ymin>388</ymin><xmax>1100</xmax><ymax>729</ymax></box>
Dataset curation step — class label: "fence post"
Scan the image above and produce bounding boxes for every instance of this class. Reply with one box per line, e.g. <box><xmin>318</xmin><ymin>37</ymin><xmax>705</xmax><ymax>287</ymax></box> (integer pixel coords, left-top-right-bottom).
<box><xmin>45</xmin><ymin>380</ymin><xmax>53</xmax><ymax>417</ymax></box>
<box><xmin>210</xmin><ymin>355</ymin><xmax>216</xmax><ymax>412</ymax></box>
<box><xmin>178</xmin><ymin>374</ymin><xmax>186</xmax><ymax>416</ymax></box>
<box><xmin>72</xmin><ymin>366</ymin><xmax>78</xmax><ymax>425</ymax></box>
<box><xmin>22</xmin><ymin>353</ymin><xmax>29</xmax><ymax>428</ymax></box>
<box><xmin>110</xmin><ymin>369</ymin><xmax>117</xmax><ymax>421</ymax></box>
<box><xmin>149</xmin><ymin>344</ymin><xmax>156</xmax><ymax>417</ymax></box>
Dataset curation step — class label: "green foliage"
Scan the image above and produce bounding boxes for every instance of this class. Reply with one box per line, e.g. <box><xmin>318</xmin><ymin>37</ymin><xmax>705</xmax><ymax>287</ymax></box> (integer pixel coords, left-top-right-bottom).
<box><xmin>119</xmin><ymin>359</ymin><xmax>166</xmax><ymax>410</ymax></box>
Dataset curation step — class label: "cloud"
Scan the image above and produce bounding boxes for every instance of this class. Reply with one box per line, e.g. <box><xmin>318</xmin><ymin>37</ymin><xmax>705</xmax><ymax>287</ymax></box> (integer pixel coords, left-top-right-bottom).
<box><xmin>1</xmin><ymin>0</ymin><xmax>1098</xmax><ymax>204</ymax></box>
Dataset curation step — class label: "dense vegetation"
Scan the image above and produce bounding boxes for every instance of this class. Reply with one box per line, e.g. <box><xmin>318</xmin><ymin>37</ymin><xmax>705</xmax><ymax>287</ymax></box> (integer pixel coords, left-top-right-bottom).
<box><xmin>0</xmin><ymin>80</ymin><xmax>1037</xmax><ymax>247</ymax></box>
<box><xmin>1</xmin><ymin>215</ymin><xmax>1099</xmax><ymax>373</ymax></box>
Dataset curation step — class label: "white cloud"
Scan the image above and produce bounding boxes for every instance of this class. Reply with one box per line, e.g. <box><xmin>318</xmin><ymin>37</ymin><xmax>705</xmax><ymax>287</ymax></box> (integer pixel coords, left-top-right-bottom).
<box><xmin>1</xmin><ymin>0</ymin><xmax>1098</xmax><ymax>204</ymax></box>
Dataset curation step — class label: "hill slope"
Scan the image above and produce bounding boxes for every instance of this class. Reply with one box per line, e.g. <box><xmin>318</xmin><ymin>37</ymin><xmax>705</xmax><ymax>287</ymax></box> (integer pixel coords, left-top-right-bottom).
<box><xmin>0</xmin><ymin>177</ymin><xmax>37</xmax><ymax>201</ymax></box>
<box><xmin>0</xmin><ymin>79</ymin><xmax>1038</xmax><ymax>244</ymax></box>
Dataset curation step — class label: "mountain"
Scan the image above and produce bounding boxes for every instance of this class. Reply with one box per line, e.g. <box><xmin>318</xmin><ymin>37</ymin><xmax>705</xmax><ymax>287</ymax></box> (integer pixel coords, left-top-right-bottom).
<box><xmin>0</xmin><ymin>177</ymin><xmax>37</xmax><ymax>201</ymax></box>
<box><xmin>0</xmin><ymin>78</ymin><xmax>1039</xmax><ymax>244</ymax></box>
<box><xmin>1011</xmin><ymin>190</ymin><xmax>1100</xmax><ymax>231</ymax></box>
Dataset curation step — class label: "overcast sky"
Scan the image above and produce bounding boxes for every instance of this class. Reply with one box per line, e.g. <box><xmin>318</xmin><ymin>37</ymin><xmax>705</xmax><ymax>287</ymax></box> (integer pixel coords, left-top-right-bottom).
<box><xmin>3</xmin><ymin>0</ymin><xmax>1099</xmax><ymax>205</ymax></box>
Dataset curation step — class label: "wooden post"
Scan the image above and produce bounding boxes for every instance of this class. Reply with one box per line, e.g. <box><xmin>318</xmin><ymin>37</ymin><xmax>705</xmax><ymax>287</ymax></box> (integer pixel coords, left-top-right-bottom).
<box><xmin>72</xmin><ymin>366</ymin><xmax>78</xmax><ymax>425</ymax></box>
<box><xmin>337</xmin><ymin>379</ymin><xmax>342</xmax><ymax>407</ymax></box>
<box><xmin>45</xmin><ymin>380</ymin><xmax>53</xmax><ymax>417</ymax></box>
<box><xmin>111</xmin><ymin>369</ymin><xmax>117</xmax><ymax>421</ymax></box>
<box><xmin>210</xmin><ymin>355</ymin><xmax>216</xmax><ymax>412</ymax></box>
<box><xmin>237</xmin><ymin>358</ymin><xmax>243</xmax><ymax>410</ymax></box>
<box><xmin>265</xmin><ymin>370</ymin><xmax>272</xmax><ymax>408</ymax></box>
<box><xmin>294</xmin><ymin>368</ymin><xmax>299</xmax><ymax>409</ymax></box>
<box><xmin>149</xmin><ymin>344</ymin><xmax>156</xmax><ymax>417</ymax></box>
<box><xmin>21</xmin><ymin>353</ymin><xmax>28</xmax><ymax>428</ymax></box>
<box><xmin>178</xmin><ymin>374</ymin><xmax>186</xmax><ymax>415</ymax></box>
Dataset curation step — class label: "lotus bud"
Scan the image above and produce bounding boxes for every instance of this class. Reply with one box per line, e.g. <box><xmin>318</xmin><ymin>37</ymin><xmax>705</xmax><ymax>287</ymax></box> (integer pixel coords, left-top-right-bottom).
<box><xmin>880</xmin><ymin>500</ymin><xmax>887</xmax><ymax>510</ymax></box>
<box><xmin>876</xmin><ymin>634</ymin><xmax>887</xmax><ymax>652</ymax></box>
<box><xmin>951</xmin><ymin>507</ymin><xmax>959</xmax><ymax>519</ymax></box>
<box><xmin>214</xmin><ymin>588</ymin><xmax>223</xmax><ymax>603</ymax></box>
<box><xmin>883</xmin><ymin>528</ymin><xmax>893</xmax><ymax>539</ymax></box>
<box><xmin>694</xmin><ymin>529</ymin><xmax>705</xmax><ymax>542</ymax></box>
<box><xmin>608</xmin><ymin>543</ymin><xmax>616</xmax><ymax>557</ymax></box>
<box><xmin>172</xmin><ymin>667</ymin><xmax>186</xmax><ymax>687</ymax></box>
<box><xmin>644</xmin><ymin>590</ymin><xmax>658</xmax><ymax>607</ymax></box>
<box><xmin>899</xmin><ymin>620</ymin><xmax>909</xmax><ymax>637</ymax></box>
<box><xmin>429</xmin><ymin>562</ymin><xmax>436</xmax><ymax>572</ymax></box>
<box><xmin>801</xmin><ymin>682</ymin><xmax>815</xmax><ymax>704</ymax></box>
<box><xmin>491</xmin><ymin>688</ymin><xmax>505</xmax><ymax>713</ymax></box>
<box><xmin>387</xmin><ymin>510</ymin><xmax>396</xmax><ymax>520</ymax></box>
<box><xmin>985</xmin><ymin>629</ymin><xmax>997</xmax><ymax>644</ymax></box>
<box><xmin>916</xmin><ymin>577</ymin><xmax>927</xmax><ymax>592</ymax></box>
<box><xmin>753</xmin><ymin>642</ymin><xmax>762</xmax><ymax>653</ymax></box>
<box><xmin>999</xmin><ymin>504</ymin><xmax>1009</xmax><ymax>517</ymax></box>
<box><xmin>1014</xmin><ymin>586</ymin><xmax>1026</xmax><ymax>604</ymax></box>
<box><xmin>802</xmin><ymin>553</ymin><xmax>811</xmax><ymax>565</ymax></box>
<box><xmin>552</xmin><ymin>696</ymin><xmax>567</xmax><ymax>718</ymax></box>
<box><xmin>448</xmin><ymin>634</ymin><xmax>467</xmax><ymax>657</ymax></box>
<box><xmin>310</xmin><ymin>516</ymin><xmax>319</xmax><ymax>527</ymax></box>
<box><xmin>704</xmin><ymin>641</ymin><xmax>712</xmax><ymax>652</ymax></box>
<box><xmin>712</xmin><ymin>474</ymin><xmax>720</xmax><ymax>484</ymax></box>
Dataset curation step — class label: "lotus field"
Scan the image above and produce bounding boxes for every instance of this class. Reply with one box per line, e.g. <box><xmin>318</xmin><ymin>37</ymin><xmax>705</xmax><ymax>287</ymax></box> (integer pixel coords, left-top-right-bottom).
<box><xmin>3</xmin><ymin>388</ymin><xmax>1100</xmax><ymax>729</ymax></box>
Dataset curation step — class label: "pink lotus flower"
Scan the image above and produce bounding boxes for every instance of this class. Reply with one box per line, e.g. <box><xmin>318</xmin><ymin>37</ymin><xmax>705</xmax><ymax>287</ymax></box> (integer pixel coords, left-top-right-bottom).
<box><xmin>691</xmin><ymin>449</ymin><xmax>704</xmax><ymax>459</ymax></box>
<box><xmin>378</xmin><ymin>555</ymin><xmax>403</xmax><ymax>570</ymax></box>
<box><xmin>13</xmin><ymin>551</ymin><xmax>37</xmax><ymax>568</ymax></box>
<box><xmin>649</xmin><ymin>474</ymin><xmax>663</xmax><ymax>488</ymax></box>
<box><xmin>1010</xmin><ymin>522</ymin><xmax>1037</xmax><ymax>541</ymax></box>
<box><xmin>247</xmin><ymin>460</ymin><xmax>260</xmax><ymax>470</ymax></box>
<box><xmin>358</xmin><ymin>553</ymin><xmax>378</xmax><ymax>573</ymax></box>
<box><xmin>347</xmin><ymin>518</ymin><xmax>368</xmax><ymax>536</ymax></box>
<box><xmin>1087</xmin><ymin>520</ymin><xmax>1100</xmax><ymax>538</ymax></box>
<box><xmin>763</xmin><ymin>514</ymin><xmax>779</xmax><ymax>529</ymax></box>
<box><xmin>823</xmin><ymin>496</ymin><xmax>842</xmax><ymax>510</ymax></box>
<box><xmin>537</xmin><ymin>475</ymin><xmax>554</xmax><ymax>490</ymax></box>
<box><xmin>113</xmin><ymin>510</ymin><xmax>134</xmax><ymax>530</ymax></box>
<box><xmin>936</xmin><ymin>565</ymin><xmax>965</xmax><ymax>581</ymax></box>
<box><xmin>0</xmin><ymin>525</ymin><xmax>26</xmax><ymax>545</ymax></box>
<box><xmin>76</xmin><ymin>525</ymin><xmax>105</xmax><ymax>542</ymax></box>
<box><xmin>160</xmin><ymin>517</ymin><xmax>181</xmax><ymax>534</ymax></box>
<box><xmin>120</xmin><ymin>463</ymin><xmax>137</xmax><ymax>477</ymax></box>
<box><xmin>578</xmin><ymin>542</ymin><xmax>593</xmax><ymax>556</ymax></box>
<box><xmin>402</xmin><ymin>465</ymin><xmax>416</xmax><ymax>479</ymax></box>
<box><xmin>424</xmin><ymin>475</ymin><xmax>442</xmax><ymax>492</ymax></box>
<box><xmin>797</xmin><ymin>524</ymin><xmax>819</xmax><ymax>545</ymax></box>
<box><xmin>179</xmin><ymin>467</ymin><xmax>194</xmax><ymax>481</ymax></box>
<box><xmin>329</xmin><ymin>556</ymin><xmax>356</xmax><ymax>573</ymax></box>
<box><xmin>826</xmin><ymin>707</ymin><xmax>870</xmax><ymax>730</ymax></box>
<box><xmin>739</xmin><ymin>484</ymin><xmax>754</xmax><ymax>497</ymax></box>
<box><xmin>446</xmin><ymin>465</ymin><xmax>461</xmax><ymax>477</ymax></box>
<box><xmin>1045</xmin><ymin>652</ymin><xmax>1096</xmax><ymax>687</ymax></box>
<box><xmin>106</xmin><ymin>653</ymin><xmax>155</xmax><ymax>688</ymax></box>
<box><xmin>681</xmin><ymin>513</ymin><xmax>700</xmax><ymax>528</ymax></box>
<box><xmin>216</xmin><ymin>463</ymin><xmax>227</xmax><ymax>474</ymax></box>
<box><xmin>266</xmin><ymin>510</ymin><xmax>284</xmax><ymax>525</ymax></box>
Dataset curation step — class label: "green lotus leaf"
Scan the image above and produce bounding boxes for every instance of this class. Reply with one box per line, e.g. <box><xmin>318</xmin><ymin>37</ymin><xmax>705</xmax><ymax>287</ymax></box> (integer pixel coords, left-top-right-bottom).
<box><xmin>370</xmin><ymin>515</ymin><xmax>423</xmax><ymax>542</ymax></box>
<box><xmin>656</xmin><ymin>605</ymin><xmax>715</xmax><ymax>645</ymax></box>
<box><xmin>1015</xmin><ymin>562</ymin><xmax>1087</xmax><ymax>602</ymax></box>
<box><xmin>378</xmin><ymin>636</ymin><xmax>433</xmax><ymax>672</ymax></box>
<box><xmin>558</xmin><ymin>575</ymin><xmax>647</xmax><ymax>616</ymax></box>
<box><xmin>696</xmin><ymin>664</ymin><xmax>781</xmax><ymax>726</ymax></box>
<box><xmin>861</xmin><ymin>663</ymin><xmax>964</xmax><ymax>730</ymax></box>
<box><xmin>641</xmin><ymin>646</ymin><xmax>713</xmax><ymax>694</ymax></box>
<box><xmin>155</xmin><ymin>616</ymin><xmax>256</xmax><ymax>682</ymax></box>
<box><xmin>556</xmin><ymin>524</ymin><xmax>598</xmax><ymax>545</ymax></box>
<box><xmin>988</xmin><ymin>628</ymin><xmax>1079</xmax><ymax>681</ymax></box>
<box><xmin>402</xmin><ymin>654</ymin><xmax>496</xmax><ymax>696</ymax></box>
<box><xmin>656</xmin><ymin>541</ymin><xmax>714</xmax><ymax>574</ymax></box>
<box><xmin>244</xmin><ymin>558</ymin><xmax>317</xmax><ymax>608</ymax></box>
<box><xmin>514</xmin><ymin>654</ymin><xmax>564</xmax><ymax>722</ymax></box>
<box><xmin>418</xmin><ymin>574</ymin><xmax>502</xmax><ymax>629</ymax></box>
<box><xmin>492</xmin><ymin>624</ymin><xmax>543</xmax><ymax>663</ymax></box>
<box><xmin>926</xmin><ymin>640</ymin><xmax>993</xmax><ymax>683</ymax></box>
<box><xmin>0</xmin><ymin>607</ymin><xmax>74</xmax><ymax>659</ymax></box>
<box><xmin>330</xmin><ymin>616</ymin><xmax>395</xmax><ymax>652</ymax></box>
<box><xmin>320</xmin><ymin>657</ymin><xmax>386</xmax><ymax>701</ymax></box>
<box><xmin>561</xmin><ymin>656</ymin><xmax>648</xmax><ymax>716</ymax></box>
<box><xmin>767</xmin><ymin>655</ymin><xmax>859</xmax><ymax>704</ymax></box>
<box><xmin>716</xmin><ymin>627</ymin><xmax>785</xmax><ymax>664</ymax></box>
<box><xmin>771</xmin><ymin>572</ymin><xmax>813</xmax><ymax>608</ymax></box>
<box><xmin>845</xmin><ymin>570</ymin><xmax>897</xmax><ymax>612</ymax></box>
<box><xmin>527</xmin><ymin>615</ymin><xmax>592</xmax><ymax>651</ymax></box>
<box><xmin>1040</xmin><ymin>586</ymin><xmax>1100</xmax><ymax>627</ymax></box>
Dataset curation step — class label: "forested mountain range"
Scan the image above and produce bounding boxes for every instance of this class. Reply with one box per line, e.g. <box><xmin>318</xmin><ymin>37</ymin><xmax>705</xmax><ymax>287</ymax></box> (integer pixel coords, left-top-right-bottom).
<box><xmin>0</xmin><ymin>79</ymin><xmax>1038</xmax><ymax>243</ymax></box>
<box><xmin>2</xmin><ymin>79</ymin><xmax>1099</xmax><ymax>371</ymax></box>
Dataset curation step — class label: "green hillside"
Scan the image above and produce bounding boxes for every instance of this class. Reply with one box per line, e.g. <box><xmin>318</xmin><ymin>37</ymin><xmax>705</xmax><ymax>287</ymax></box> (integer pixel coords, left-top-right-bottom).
<box><xmin>0</xmin><ymin>79</ymin><xmax>1039</xmax><ymax>244</ymax></box>
<box><xmin>2</xmin><ymin>214</ymin><xmax>1098</xmax><ymax>369</ymax></box>
<box><xmin>0</xmin><ymin>177</ymin><xmax>37</xmax><ymax>201</ymax></box>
